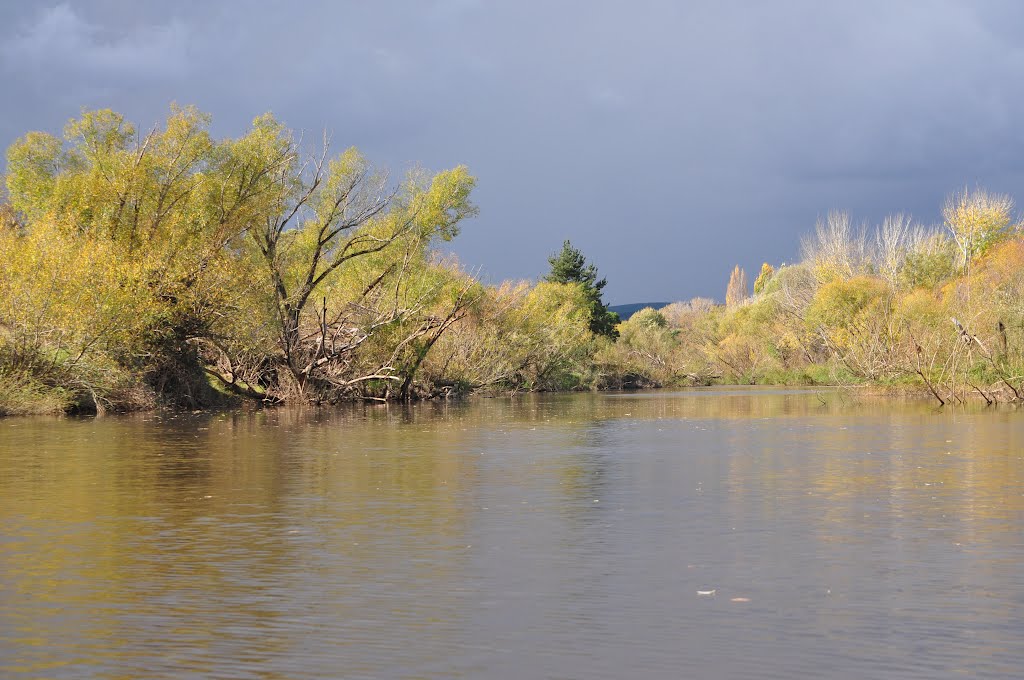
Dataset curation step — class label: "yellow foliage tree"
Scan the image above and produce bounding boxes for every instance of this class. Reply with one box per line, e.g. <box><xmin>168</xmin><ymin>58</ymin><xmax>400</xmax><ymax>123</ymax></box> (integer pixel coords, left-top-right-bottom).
<box><xmin>2</xmin><ymin>106</ymin><xmax>478</xmax><ymax>408</ymax></box>
<box><xmin>943</xmin><ymin>188</ymin><xmax>1016</xmax><ymax>271</ymax></box>
<box><xmin>725</xmin><ymin>265</ymin><xmax>748</xmax><ymax>308</ymax></box>
<box><xmin>752</xmin><ymin>262</ymin><xmax>775</xmax><ymax>295</ymax></box>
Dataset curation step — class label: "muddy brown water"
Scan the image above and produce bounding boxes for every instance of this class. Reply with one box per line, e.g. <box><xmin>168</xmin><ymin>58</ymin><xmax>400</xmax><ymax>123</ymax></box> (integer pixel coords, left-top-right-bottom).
<box><xmin>1</xmin><ymin>389</ymin><xmax>1022</xmax><ymax>679</ymax></box>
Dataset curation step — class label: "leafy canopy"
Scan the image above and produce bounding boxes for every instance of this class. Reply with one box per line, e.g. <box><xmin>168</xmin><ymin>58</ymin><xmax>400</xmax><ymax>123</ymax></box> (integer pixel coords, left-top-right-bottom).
<box><xmin>543</xmin><ymin>240</ymin><xmax>619</xmax><ymax>338</ymax></box>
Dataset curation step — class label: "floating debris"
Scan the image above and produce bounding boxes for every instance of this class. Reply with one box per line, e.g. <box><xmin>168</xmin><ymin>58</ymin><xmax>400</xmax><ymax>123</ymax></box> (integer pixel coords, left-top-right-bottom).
<box><xmin>730</xmin><ymin>597</ymin><xmax>751</xmax><ymax>602</ymax></box>
<box><xmin>697</xmin><ymin>589</ymin><xmax>716</xmax><ymax>596</ymax></box>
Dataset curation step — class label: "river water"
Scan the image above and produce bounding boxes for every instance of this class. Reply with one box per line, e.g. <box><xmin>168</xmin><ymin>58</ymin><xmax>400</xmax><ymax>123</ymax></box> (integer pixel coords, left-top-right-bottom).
<box><xmin>1</xmin><ymin>389</ymin><xmax>1022</xmax><ymax>679</ymax></box>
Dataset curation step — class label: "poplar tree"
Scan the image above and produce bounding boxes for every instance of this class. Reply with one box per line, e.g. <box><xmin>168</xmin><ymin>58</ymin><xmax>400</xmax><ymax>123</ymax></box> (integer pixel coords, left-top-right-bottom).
<box><xmin>725</xmin><ymin>265</ymin><xmax>748</xmax><ymax>308</ymax></box>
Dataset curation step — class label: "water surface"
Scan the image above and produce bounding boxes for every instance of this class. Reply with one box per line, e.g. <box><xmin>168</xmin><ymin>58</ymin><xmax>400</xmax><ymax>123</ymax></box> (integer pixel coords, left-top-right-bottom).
<box><xmin>1</xmin><ymin>389</ymin><xmax>1023</xmax><ymax>678</ymax></box>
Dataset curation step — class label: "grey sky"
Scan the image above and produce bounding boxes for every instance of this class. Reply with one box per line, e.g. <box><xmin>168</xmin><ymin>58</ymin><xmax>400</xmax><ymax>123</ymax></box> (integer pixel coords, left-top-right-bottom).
<box><xmin>3</xmin><ymin>1</ymin><xmax>1024</xmax><ymax>303</ymax></box>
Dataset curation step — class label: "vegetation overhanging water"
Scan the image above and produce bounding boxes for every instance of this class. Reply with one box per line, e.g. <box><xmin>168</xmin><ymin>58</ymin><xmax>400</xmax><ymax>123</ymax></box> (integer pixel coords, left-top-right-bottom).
<box><xmin>2</xmin><ymin>107</ymin><xmax>1024</xmax><ymax>415</ymax></box>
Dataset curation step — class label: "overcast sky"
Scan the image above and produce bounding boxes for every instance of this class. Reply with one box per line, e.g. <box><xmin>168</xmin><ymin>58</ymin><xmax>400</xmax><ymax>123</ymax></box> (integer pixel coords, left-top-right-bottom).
<box><xmin>3</xmin><ymin>1</ymin><xmax>1024</xmax><ymax>303</ymax></box>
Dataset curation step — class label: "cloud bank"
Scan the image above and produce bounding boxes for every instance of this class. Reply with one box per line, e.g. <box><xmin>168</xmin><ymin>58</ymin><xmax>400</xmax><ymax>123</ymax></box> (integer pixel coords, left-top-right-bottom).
<box><xmin>3</xmin><ymin>1</ymin><xmax>1024</xmax><ymax>302</ymax></box>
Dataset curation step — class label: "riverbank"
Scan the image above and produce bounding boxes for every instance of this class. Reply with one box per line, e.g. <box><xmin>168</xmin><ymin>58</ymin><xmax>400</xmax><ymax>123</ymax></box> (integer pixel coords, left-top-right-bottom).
<box><xmin>3</xmin><ymin>110</ymin><xmax>1024</xmax><ymax>415</ymax></box>
<box><xmin>2</xmin><ymin>369</ymin><xmax>1012</xmax><ymax>418</ymax></box>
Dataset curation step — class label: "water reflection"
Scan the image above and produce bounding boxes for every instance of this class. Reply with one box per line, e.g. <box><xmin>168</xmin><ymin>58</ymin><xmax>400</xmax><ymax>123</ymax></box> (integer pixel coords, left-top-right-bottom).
<box><xmin>1</xmin><ymin>389</ymin><xmax>1022</xmax><ymax>678</ymax></box>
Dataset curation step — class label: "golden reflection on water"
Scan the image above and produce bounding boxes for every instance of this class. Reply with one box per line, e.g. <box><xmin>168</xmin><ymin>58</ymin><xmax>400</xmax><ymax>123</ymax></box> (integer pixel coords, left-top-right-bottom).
<box><xmin>1</xmin><ymin>389</ymin><xmax>1022</xmax><ymax>679</ymax></box>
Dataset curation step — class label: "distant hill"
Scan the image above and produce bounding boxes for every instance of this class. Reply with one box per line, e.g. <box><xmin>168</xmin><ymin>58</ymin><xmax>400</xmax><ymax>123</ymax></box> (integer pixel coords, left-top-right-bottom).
<box><xmin>608</xmin><ymin>302</ymin><xmax>671</xmax><ymax>321</ymax></box>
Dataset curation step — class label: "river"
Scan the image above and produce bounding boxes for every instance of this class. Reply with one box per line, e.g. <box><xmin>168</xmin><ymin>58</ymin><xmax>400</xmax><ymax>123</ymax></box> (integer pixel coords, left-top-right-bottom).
<box><xmin>1</xmin><ymin>389</ymin><xmax>1022</xmax><ymax>678</ymax></box>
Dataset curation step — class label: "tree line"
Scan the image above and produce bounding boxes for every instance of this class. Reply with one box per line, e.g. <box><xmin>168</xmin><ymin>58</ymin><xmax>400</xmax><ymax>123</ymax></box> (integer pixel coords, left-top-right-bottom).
<box><xmin>601</xmin><ymin>191</ymin><xmax>1024</xmax><ymax>406</ymax></box>
<box><xmin>2</xmin><ymin>107</ymin><xmax>1022</xmax><ymax>414</ymax></box>
<box><xmin>0</xmin><ymin>108</ymin><xmax>624</xmax><ymax>414</ymax></box>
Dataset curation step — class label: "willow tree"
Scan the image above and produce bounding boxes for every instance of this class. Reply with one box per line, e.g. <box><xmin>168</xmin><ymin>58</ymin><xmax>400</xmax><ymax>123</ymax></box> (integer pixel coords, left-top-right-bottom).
<box><xmin>943</xmin><ymin>188</ymin><xmax>1016</xmax><ymax>272</ymax></box>
<box><xmin>233</xmin><ymin>117</ymin><xmax>477</xmax><ymax>395</ymax></box>
<box><xmin>3</xmin><ymin>107</ymin><xmax>253</xmax><ymax>404</ymax></box>
<box><xmin>4</xmin><ymin>106</ymin><xmax>476</xmax><ymax>406</ymax></box>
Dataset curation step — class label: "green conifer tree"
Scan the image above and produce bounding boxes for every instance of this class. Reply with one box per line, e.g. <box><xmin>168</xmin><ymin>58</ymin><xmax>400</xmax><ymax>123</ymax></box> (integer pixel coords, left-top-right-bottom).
<box><xmin>544</xmin><ymin>240</ymin><xmax>619</xmax><ymax>338</ymax></box>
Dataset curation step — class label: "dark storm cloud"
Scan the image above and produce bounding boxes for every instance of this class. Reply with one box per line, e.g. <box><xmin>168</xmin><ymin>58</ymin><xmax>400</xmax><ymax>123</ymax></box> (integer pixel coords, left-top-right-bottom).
<box><xmin>3</xmin><ymin>1</ymin><xmax>1024</xmax><ymax>302</ymax></box>
<box><xmin>3</xmin><ymin>4</ymin><xmax>188</xmax><ymax>78</ymax></box>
